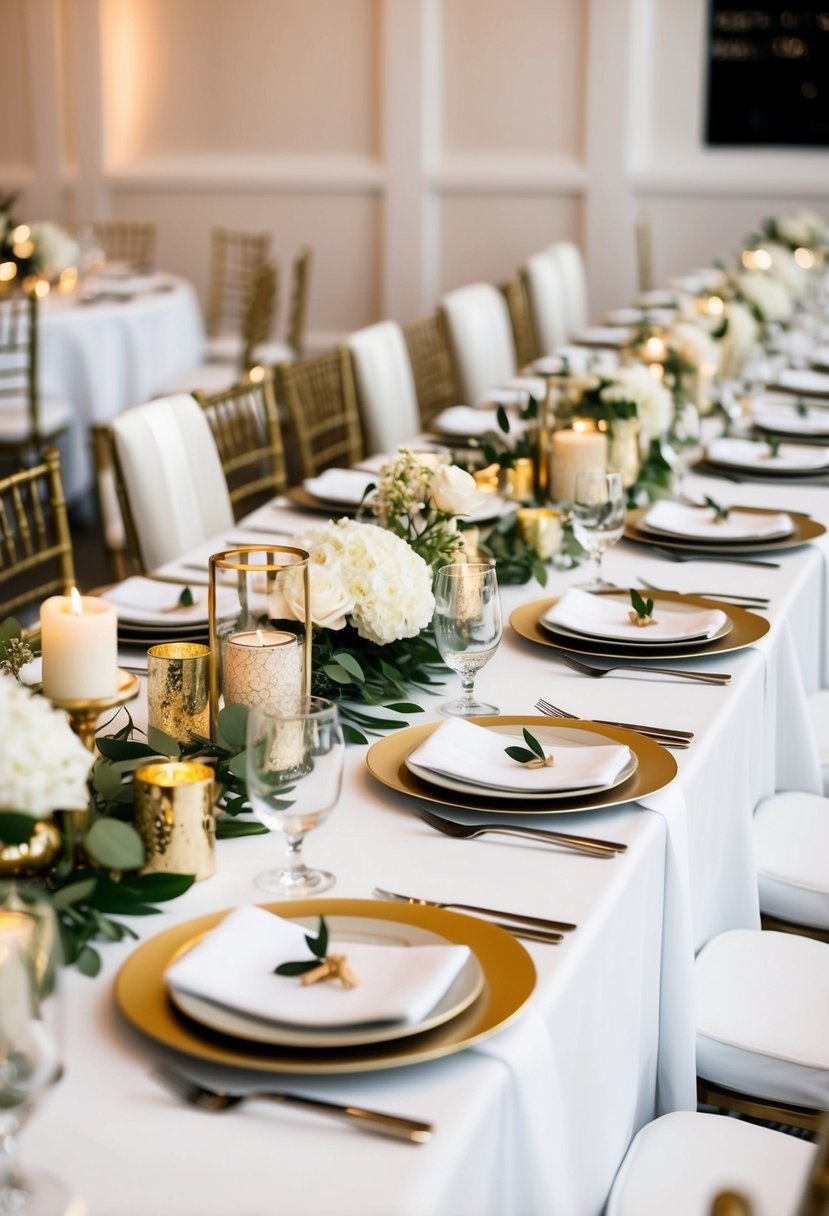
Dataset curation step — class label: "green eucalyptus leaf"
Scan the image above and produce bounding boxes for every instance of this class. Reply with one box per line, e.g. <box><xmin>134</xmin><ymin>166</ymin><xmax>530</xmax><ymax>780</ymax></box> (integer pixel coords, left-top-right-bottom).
<box><xmin>332</xmin><ymin>652</ymin><xmax>365</xmax><ymax>682</ymax></box>
<box><xmin>342</xmin><ymin>723</ymin><xmax>369</xmax><ymax>745</ymax></box>
<box><xmin>146</xmin><ymin>726</ymin><xmax>181</xmax><ymax>758</ymax></box>
<box><xmin>216</xmin><ymin>818</ymin><xmax>269</xmax><ymax>838</ymax></box>
<box><xmin>217</xmin><ymin>704</ymin><xmax>250</xmax><ymax>750</ymax></box>
<box><xmin>52</xmin><ymin>878</ymin><xmax>98</xmax><ymax>911</ymax></box>
<box><xmin>630</xmin><ymin>588</ymin><xmax>651</xmax><ymax>619</ymax></box>
<box><xmin>76</xmin><ymin>945</ymin><xmax>102</xmax><ymax>977</ymax></box>
<box><xmin>227</xmin><ymin>751</ymin><xmax>248</xmax><ymax>780</ymax></box>
<box><xmin>505</xmin><ymin>745</ymin><xmax>538</xmax><ymax>764</ymax></box>
<box><xmin>275</xmin><ymin>960</ymin><xmax>320</xmax><ymax>976</ymax></box>
<box><xmin>308</xmin><ymin>916</ymin><xmax>328</xmax><ymax>959</ymax></box>
<box><xmin>118</xmin><ymin>873</ymin><xmax>194</xmax><ymax>901</ymax></box>
<box><xmin>522</xmin><ymin>728</ymin><xmax>546</xmax><ymax>760</ymax></box>
<box><xmin>84</xmin><ymin>819</ymin><xmax>146</xmax><ymax>870</ymax></box>
<box><xmin>322</xmin><ymin>663</ymin><xmax>354</xmax><ymax>685</ymax></box>
<box><xmin>96</xmin><ymin>737</ymin><xmax>159</xmax><ymax>762</ymax></box>
<box><xmin>178</xmin><ymin>587</ymin><xmax>194</xmax><ymax>607</ymax></box>
<box><xmin>384</xmin><ymin>702</ymin><xmax>423</xmax><ymax>714</ymax></box>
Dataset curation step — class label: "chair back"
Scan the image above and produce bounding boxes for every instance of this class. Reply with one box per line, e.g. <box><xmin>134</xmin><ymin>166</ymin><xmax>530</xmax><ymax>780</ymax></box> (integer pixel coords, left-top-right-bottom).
<box><xmin>796</xmin><ymin>1110</ymin><xmax>829</xmax><ymax>1215</ymax></box>
<box><xmin>500</xmin><ymin>277</ymin><xmax>538</xmax><ymax>367</ymax></box>
<box><xmin>194</xmin><ymin>370</ymin><xmax>287</xmax><ymax>516</ymax></box>
<box><xmin>548</xmin><ymin>240</ymin><xmax>589</xmax><ymax>335</ymax></box>
<box><xmin>91</xmin><ymin>221</ymin><xmax>156</xmax><ymax>272</ymax></box>
<box><xmin>109</xmin><ymin>395</ymin><xmax>234</xmax><ymax>571</ymax></box>
<box><xmin>521</xmin><ymin>251</ymin><xmax>569</xmax><ymax>355</ymax></box>
<box><xmin>206</xmin><ymin>227</ymin><xmax>271</xmax><ymax>339</ymax></box>
<box><xmin>276</xmin><ymin>348</ymin><xmax>363</xmax><ymax>480</ymax></box>
<box><xmin>0</xmin><ymin>292</ymin><xmax>38</xmax><ymax>435</ymax></box>
<box><xmin>285</xmin><ymin>247</ymin><xmax>313</xmax><ymax>359</ymax></box>
<box><xmin>0</xmin><ymin>447</ymin><xmax>75</xmax><ymax>619</ymax></box>
<box><xmin>241</xmin><ymin>263</ymin><xmax>279</xmax><ymax>370</ymax></box>
<box><xmin>347</xmin><ymin>321</ymin><xmax>420</xmax><ymax>454</ymax></box>
<box><xmin>402</xmin><ymin>313</ymin><xmax>458</xmax><ymax>427</ymax></box>
<box><xmin>439</xmin><ymin>282</ymin><xmax>517</xmax><ymax>405</ymax></box>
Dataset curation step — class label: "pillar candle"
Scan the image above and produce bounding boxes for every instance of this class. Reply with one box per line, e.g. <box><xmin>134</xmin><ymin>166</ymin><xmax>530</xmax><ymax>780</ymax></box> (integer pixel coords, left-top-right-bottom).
<box><xmin>40</xmin><ymin>588</ymin><xmax>118</xmax><ymax>700</ymax></box>
<box><xmin>222</xmin><ymin>629</ymin><xmax>302</xmax><ymax>714</ymax></box>
<box><xmin>549</xmin><ymin>429</ymin><xmax>608</xmax><ymax>503</ymax></box>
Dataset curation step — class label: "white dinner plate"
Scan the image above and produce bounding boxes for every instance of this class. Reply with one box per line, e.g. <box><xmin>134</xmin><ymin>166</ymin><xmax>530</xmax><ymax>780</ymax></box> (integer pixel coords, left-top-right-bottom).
<box><xmin>539</xmin><ymin>610</ymin><xmax>733</xmax><ymax>650</ymax></box>
<box><xmin>167</xmin><ymin>914</ymin><xmax>485</xmax><ymax>1048</ymax></box>
<box><xmin>405</xmin><ymin>722</ymin><xmax>638</xmax><ymax>802</ymax></box>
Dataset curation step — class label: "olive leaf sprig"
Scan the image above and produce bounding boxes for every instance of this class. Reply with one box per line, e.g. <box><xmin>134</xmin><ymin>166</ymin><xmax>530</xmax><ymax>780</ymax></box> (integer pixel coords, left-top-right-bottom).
<box><xmin>505</xmin><ymin>728</ymin><xmax>554</xmax><ymax>769</ymax></box>
<box><xmin>629</xmin><ymin>588</ymin><xmax>657</xmax><ymax>627</ymax></box>
<box><xmin>275</xmin><ymin>917</ymin><xmax>329</xmax><ymax>977</ymax></box>
<box><xmin>796</xmin><ymin>400</ymin><xmax>809</xmax><ymax>418</ymax></box>
<box><xmin>177</xmin><ymin>586</ymin><xmax>194</xmax><ymax>608</ymax></box>
<box><xmin>765</xmin><ymin>435</ymin><xmax>782</xmax><ymax>458</ymax></box>
<box><xmin>703</xmin><ymin>495</ymin><xmax>731</xmax><ymax>522</ymax></box>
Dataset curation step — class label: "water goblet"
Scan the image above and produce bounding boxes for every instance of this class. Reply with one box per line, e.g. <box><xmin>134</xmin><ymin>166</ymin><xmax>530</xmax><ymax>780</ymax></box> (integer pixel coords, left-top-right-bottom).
<box><xmin>571</xmin><ymin>469</ymin><xmax>626</xmax><ymax>591</ymax></box>
<box><xmin>433</xmin><ymin>562</ymin><xmax>502</xmax><ymax>717</ymax></box>
<box><xmin>246</xmin><ymin>697</ymin><xmax>345</xmax><ymax>897</ymax></box>
<box><xmin>0</xmin><ymin>887</ymin><xmax>67</xmax><ymax>1216</ymax></box>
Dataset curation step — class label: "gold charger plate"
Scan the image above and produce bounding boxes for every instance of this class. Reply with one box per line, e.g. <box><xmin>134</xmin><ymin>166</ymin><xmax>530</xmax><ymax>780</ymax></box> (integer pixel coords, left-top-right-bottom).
<box><xmin>285</xmin><ymin>486</ymin><xmax>361</xmax><ymax>516</ymax></box>
<box><xmin>115</xmin><ymin>898</ymin><xmax>535</xmax><ymax>1074</ymax></box>
<box><xmin>625</xmin><ymin>506</ymin><xmax>825</xmax><ymax>554</ymax></box>
<box><xmin>510</xmin><ymin>592</ymin><xmax>768</xmax><ymax>660</ymax></box>
<box><xmin>366</xmin><ymin>716</ymin><xmax>677</xmax><ymax>815</ymax></box>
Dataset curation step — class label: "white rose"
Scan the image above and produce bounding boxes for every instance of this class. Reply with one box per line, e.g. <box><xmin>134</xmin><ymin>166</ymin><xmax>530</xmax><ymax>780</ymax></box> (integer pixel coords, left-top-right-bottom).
<box><xmin>279</xmin><ymin>565</ymin><xmax>353</xmax><ymax>631</ymax></box>
<box><xmin>738</xmin><ymin>271</ymin><xmax>793</xmax><ymax>324</ymax></box>
<box><xmin>430</xmin><ymin>465</ymin><xmax>485</xmax><ymax>517</ymax></box>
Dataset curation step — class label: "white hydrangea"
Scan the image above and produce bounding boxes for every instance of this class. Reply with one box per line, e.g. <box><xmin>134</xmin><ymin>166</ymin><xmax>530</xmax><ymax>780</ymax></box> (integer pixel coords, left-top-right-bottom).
<box><xmin>776</xmin><ymin>210</ymin><xmax>828</xmax><ymax>250</ymax></box>
<box><xmin>720</xmin><ymin>300</ymin><xmax>760</xmax><ymax>380</ymax></box>
<box><xmin>600</xmin><ymin>364</ymin><xmax>673</xmax><ymax>440</ymax></box>
<box><xmin>737</xmin><ymin>271</ymin><xmax>793</xmax><ymax>324</ymax></box>
<box><xmin>28</xmin><ymin>222</ymin><xmax>79</xmax><ymax>279</ymax></box>
<box><xmin>757</xmin><ymin>242</ymin><xmax>808</xmax><ymax>301</ymax></box>
<box><xmin>278</xmin><ymin>519</ymin><xmax>435</xmax><ymax>645</ymax></box>
<box><xmin>0</xmin><ymin>673</ymin><xmax>94</xmax><ymax>816</ymax></box>
<box><xmin>667</xmin><ymin>321</ymin><xmax>721</xmax><ymax>372</ymax></box>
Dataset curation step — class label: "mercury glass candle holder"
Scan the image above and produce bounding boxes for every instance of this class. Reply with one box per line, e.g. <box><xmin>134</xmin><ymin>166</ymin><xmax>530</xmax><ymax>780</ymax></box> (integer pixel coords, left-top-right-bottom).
<box><xmin>208</xmin><ymin>546</ymin><xmax>312</xmax><ymax>738</ymax></box>
<box><xmin>147</xmin><ymin>643</ymin><xmax>210</xmax><ymax>746</ymax></box>
<box><xmin>133</xmin><ymin>762</ymin><xmax>216</xmax><ymax>881</ymax></box>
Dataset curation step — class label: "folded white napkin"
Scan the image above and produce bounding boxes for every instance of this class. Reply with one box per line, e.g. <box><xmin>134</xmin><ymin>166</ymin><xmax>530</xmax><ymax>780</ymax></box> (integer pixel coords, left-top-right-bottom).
<box><xmin>530</xmin><ymin>347</ymin><xmax>619</xmax><ymax>375</ymax></box>
<box><xmin>165</xmin><ymin>905</ymin><xmax>471</xmax><ymax>1028</ymax></box>
<box><xmin>432</xmin><ymin>406</ymin><xmax>508</xmax><ymax>438</ymax></box>
<box><xmin>544</xmin><ymin>587</ymin><xmax>728</xmax><ymax>644</ymax></box>
<box><xmin>476</xmin><ymin>387</ymin><xmax>533</xmax><ymax>408</ymax></box>
<box><xmin>605</xmin><ymin>307</ymin><xmax>676</xmax><ymax>327</ymax></box>
<box><xmin>102</xmin><ymin>577</ymin><xmax>213</xmax><ymax>625</ymax></box>
<box><xmin>642</xmin><ymin>500</ymin><xmax>794</xmax><ymax>541</ymax></box>
<box><xmin>409</xmin><ymin>717</ymin><xmax>631</xmax><ymax>793</ymax></box>
<box><xmin>706</xmin><ymin>437</ymin><xmax>829</xmax><ymax>472</ymax></box>
<box><xmin>571</xmin><ymin>326</ymin><xmax>635</xmax><ymax>348</ymax></box>
<box><xmin>774</xmin><ymin>368</ymin><xmax>829</xmax><ymax>397</ymax></box>
<box><xmin>303</xmin><ymin>468</ymin><xmax>378</xmax><ymax>504</ymax></box>
<box><xmin>753</xmin><ymin>406</ymin><xmax>829</xmax><ymax>437</ymax></box>
<box><xmin>504</xmin><ymin>375</ymin><xmax>548</xmax><ymax>400</ymax></box>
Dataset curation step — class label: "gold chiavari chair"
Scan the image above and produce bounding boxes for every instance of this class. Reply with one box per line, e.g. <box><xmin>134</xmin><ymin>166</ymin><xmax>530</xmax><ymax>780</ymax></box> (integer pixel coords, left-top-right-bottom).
<box><xmin>242</xmin><ymin>263</ymin><xmax>279</xmax><ymax>371</ymax></box>
<box><xmin>205</xmin><ymin>227</ymin><xmax>272</xmax><ymax>355</ymax></box>
<box><xmin>0</xmin><ymin>447</ymin><xmax>75</xmax><ymax>620</ymax></box>
<box><xmin>0</xmin><ymin>293</ymin><xmax>71</xmax><ymax>466</ymax></box>
<box><xmin>276</xmin><ymin>348</ymin><xmax>363</xmax><ymax>480</ymax></box>
<box><xmin>285</xmin><ymin>246</ymin><xmax>313</xmax><ymax>360</ymax></box>
<box><xmin>401</xmin><ymin>313</ymin><xmax>458</xmax><ymax>428</ymax></box>
<box><xmin>500</xmin><ymin>277</ymin><xmax>539</xmax><ymax>368</ymax></box>
<box><xmin>193</xmin><ymin>370</ymin><xmax>287</xmax><ymax>517</ymax></box>
<box><xmin>91</xmin><ymin>221</ymin><xmax>156</xmax><ymax>272</ymax></box>
<box><xmin>797</xmin><ymin>1110</ymin><xmax>829</xmax><ymax>1215</ymax></box>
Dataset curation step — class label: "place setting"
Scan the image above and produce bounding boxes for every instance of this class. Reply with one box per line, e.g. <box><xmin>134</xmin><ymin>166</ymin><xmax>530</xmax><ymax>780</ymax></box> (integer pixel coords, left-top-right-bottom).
<box><xmin>697</xmin><ymin>436</ymin><xmax>829</xmax><ymax>484</ymax></box>
<box><xmin>623</xmin><ymin>497</ymin><xmax>825</xmax><ymax>557</ymax></box>
<box><xmin>286</xmin><ymin>463</ymin><xmax>508</xmax><ymax>524</ymax></box>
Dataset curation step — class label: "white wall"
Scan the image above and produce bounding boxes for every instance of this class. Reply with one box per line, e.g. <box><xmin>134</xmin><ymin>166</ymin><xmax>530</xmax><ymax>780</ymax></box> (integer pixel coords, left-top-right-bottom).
<box><xmin>2</xmin><ymin>0</ymin><xmax>827</xmax><ymax>346</ymax></box>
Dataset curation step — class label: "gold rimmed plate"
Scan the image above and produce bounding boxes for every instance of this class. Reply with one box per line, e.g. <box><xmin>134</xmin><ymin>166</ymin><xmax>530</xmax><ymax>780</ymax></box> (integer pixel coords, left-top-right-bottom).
<box><xmin>367</xmin><ymin>716</ymin><xmax>676</xmax><ymax>815</ymax></box>
<box><xmin>285</xmin><ymin>486</ymin><xmax>362</xmax><ymax>516</ymax></box>
<box><xmin>115</xmin><ymin>898</ymin><xmax>535</xmax><ymax>1074</ymax></box>
<box><xmin>510</xmin><ymin>592</ymin><xmax>768</xmax><ymax>661</ymax></box>
<box><xmin>625</xmin><ymin>506</ymin><xmax>824</xmax><ymax>554</ymax></box>
<box><xmin>167</xmin><ymin>915</ymin><xmax>485</xmax><ymax>1049</ymax></box>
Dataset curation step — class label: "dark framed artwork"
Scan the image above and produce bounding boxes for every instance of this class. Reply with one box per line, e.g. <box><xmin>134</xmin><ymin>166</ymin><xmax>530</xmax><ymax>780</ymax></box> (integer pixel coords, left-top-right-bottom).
<box><xmin>705</xmin><ymin>2</ymin><xmax>829</xmax><ymax>146</ymax></box>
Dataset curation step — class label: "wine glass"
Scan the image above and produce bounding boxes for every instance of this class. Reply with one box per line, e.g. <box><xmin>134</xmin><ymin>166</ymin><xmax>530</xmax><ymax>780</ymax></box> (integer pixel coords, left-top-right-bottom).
<box><xmin>661</xmin><ymin>400</ymin><xmax>702</xmax><ymax>498</ymax></box>
<box><xmin>433</xmin><ymin>562</ymin><xmax>502</xmax><ymax>717</ymax></box>
<box><xmin>571</xmin><ymin>469</ymin><xmax>626</xmax><ymax>591</ymax></box>
<box><xmin>246</xmin><ymin>697</ymin><xmax>345</xmax><ymax>897</ymax></box>
<box><xmin>0</xmin><ymin>887</ymin><xmax>67</xmax><ymax>1216</ymax></box>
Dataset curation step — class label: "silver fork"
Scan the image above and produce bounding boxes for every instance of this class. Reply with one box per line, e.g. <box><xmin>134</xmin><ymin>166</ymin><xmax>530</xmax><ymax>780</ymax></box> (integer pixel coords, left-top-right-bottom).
<box><xmin>637</xmin><ymin>578</ymin><xmax>769</xmax><ymax>607</ymax></box>
<box><xmin>534</xmin><ymin>698</ymin><xmax>692</xmax><ymax>747</ymax></box>
<box><xmin>152</xmin><ymin>1063</ymin><xmax>433</xmax><ymax>1143</ymax></box>
<box><xmin>410</xmin><ymin>804</ymin><xmax>625</xmax><ymax>856</ymax></box>
<box><xmin>650</xmin><ymin>545</ymin><xmax>780</xmax><ymax>570</ymax></box>
<box><xmin>555</xmin><ymin>652</ymin><xmax>731</xmax><ymax>685</ymax></box>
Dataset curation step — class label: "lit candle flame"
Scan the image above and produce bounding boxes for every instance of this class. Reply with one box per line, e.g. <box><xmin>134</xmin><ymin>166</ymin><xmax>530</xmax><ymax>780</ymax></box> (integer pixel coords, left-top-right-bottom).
<box><xmin>794</xmin><ymin>247</ymin><xmax>815</xmax><ymax>269</ymax></box>
<box><xmin>644</xmin><ymin>336</ymin><xmax>665</xmax><ymax>360</ymax></box>
<box><xmin>70</xmin><ymin>587</ymin><xmax>83</xmax><ymax>616</ymax></box>
<box><xmin>707</xmin><ymin>295</ymin><xmax>724</xmax><ymax>316</ymax></box>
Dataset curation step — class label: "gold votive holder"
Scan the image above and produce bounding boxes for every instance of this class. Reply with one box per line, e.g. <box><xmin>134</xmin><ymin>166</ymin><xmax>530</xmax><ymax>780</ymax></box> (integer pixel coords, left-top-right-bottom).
<box><xmin>147</xmin><ymin>643</ymin><xmax>210</xmax><ymax>745</ymax></box>
<box><xmin>133</xmin><ymin>761</ymin><xmax>216</xmax><ymax>881</ymax></box>
<box><xmin>504</xmin><ymin>457</ymin><xmax>535</xmax><ymax>503</ymax></box>
<box><xmin>516</xmin><ymin>508</ymin><xmax>563</xmax><ymax>560</ymax></box>
<box><xmin>472</xmin><ymin>463</ymin><xmax>501</xmax><ymax>494</ymax></box>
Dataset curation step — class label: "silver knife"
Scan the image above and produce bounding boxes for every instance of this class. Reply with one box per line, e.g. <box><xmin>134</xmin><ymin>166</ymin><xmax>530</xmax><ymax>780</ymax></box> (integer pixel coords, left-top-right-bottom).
<box><xmin>374</xmin><ymin>886</ymin><xmax>576</xmax><ymax>933</ymax></box>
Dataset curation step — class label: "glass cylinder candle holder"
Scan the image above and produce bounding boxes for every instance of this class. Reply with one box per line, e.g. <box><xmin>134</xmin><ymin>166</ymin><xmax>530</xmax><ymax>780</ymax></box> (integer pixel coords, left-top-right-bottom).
<box><xmin>208</xmin><ymin>546</ymin><xmax>312</xmax><ymax>738</ymax></box>
<box><xmin>133</xmin><ymin>762</ymin><xmax>216</xmax><ymax>881</ymax></box>
<box><xmin>147</xmin><ymin>643</ymin><xmax>210</xmax><ymax>746</ymax></box>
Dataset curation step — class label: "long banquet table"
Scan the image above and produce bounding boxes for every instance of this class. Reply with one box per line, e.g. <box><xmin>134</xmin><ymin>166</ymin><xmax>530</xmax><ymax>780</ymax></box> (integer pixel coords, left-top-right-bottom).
<box><xmin>26</xmin><ymin>455</ymin><xmax>829</xmax><ymax>1215</ymax></box>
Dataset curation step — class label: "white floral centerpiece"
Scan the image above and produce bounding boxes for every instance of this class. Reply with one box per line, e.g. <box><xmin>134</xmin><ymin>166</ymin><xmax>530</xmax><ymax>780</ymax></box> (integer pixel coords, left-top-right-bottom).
<box><xmin>0</xmin><ymin>193</ymin><xmax>78</xmax><ymax>288</ymax></box>
<box><xmin>762</xmin><ymin>209</ymin><xmax>828</xmax><ymax>254</ymax></box>
<box><xmin>0</xmin><ymin>673</ymin><xmax>93</xmax><ymax>818</ymax></box>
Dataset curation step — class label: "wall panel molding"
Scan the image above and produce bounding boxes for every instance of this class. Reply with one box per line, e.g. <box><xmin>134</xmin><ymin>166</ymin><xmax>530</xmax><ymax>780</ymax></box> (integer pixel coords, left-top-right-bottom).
<box><xmin>105</xmin><ymin>155</ymin><xmax>387</xmax><ymax>195</ymax></box>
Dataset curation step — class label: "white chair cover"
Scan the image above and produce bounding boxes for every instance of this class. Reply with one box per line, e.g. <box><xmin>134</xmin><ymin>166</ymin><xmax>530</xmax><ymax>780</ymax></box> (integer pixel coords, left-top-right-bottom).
<box><xmin>347</xmin><ymin>321</ymin><xmax>421</xmax><ymax>455</ymax></box>
<box><xmin>807</xmin><ymin>689</ymin><xmax>829</xmax><ymax>795</ymax></box>
<box><xmin>440</xmin><ymin>283</ymin><xmax>516</xmax><ymax>405</ymax></box>
<box><xmin>754</xmin><ymin>791</ymin><xmax>829</xmax><ymax>929</ymax></box>
<box><xmin>548</xmin><ymin>240</ymin><xmax>589</xmax><ymax>335</ymax></box>
<box><xmin>523</xmin><ymin>252</ymin><xmax>568</xmax><ymax>354</ymax></box>
<box><xmin>696</xmin><ymin>929</ymin><xmax>829</xmax><ymax>1108</ymax></box>
<box><xmin>111</xmin><ymin>394</ymin><xmax>233</xmax><ymax>569</ymax></box>
<box><xmin>606</xmin><ymin>1111</ymin><xmax>814</xmax><ymax>1216</ymax></box>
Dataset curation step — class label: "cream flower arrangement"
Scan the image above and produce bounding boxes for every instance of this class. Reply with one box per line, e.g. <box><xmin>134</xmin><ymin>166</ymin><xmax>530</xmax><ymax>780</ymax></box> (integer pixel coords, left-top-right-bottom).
<box><xmin>737</xmin><ymin>271</ymin><xmax>793</xmax><ymax>325</ymax></box>
<box><xmin>599</xmin><ymin>364</ymin><xmax>674</xmax><ymax>440</ymax></box>
<box><xmin>0</xmin><ymin>672</ymin><xmax>93</xmax><ymax>816</ymax></box>
<box><xmin>769</xmin><ymin>209</ymin><xmax>828</xmax><ymax>252</ymax></box>
<box><xmin>666</xmin><ymin>321</ymin><xmax>721</xmax><ymax>374</ymax></box>
<box><xmin>756</xmin><ymin>242</ymin><xmax>808</xmax><ymax>302</ymax></box>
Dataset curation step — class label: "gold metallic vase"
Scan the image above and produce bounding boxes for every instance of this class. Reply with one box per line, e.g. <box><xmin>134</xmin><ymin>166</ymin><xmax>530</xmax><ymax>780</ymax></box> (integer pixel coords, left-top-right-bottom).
<box><xmin>133</xmin><ymin>762</ymin><xmax>216</xmax><ymax>882</ymax></box>
<box><xmin>147</xmin><ymin>643</ymin><xmax>210</xmax><ymax>745</ymax></box>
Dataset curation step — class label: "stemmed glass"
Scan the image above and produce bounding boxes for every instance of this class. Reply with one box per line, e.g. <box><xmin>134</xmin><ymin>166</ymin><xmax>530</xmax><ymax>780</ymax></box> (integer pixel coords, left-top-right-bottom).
<box><xmin>571</xmin><ymin>469</ymin><xmax>626</xmax><ymax>591</ymax></box>
<box><xmin>0</xmin><ymin>887</ymin><xmax>66</xmax><ymax>1216</ymax></box>
<box><xmin>246</xmin><ymin>697</ymin><xmax>345</xmax><ymax>897</ymax></box>
<box><xmin>660</xmin><ymin>400</ymin><xmax>702</xmax><ymax>497</ymax></box>
<box><xmin>433</xmin><ymin>562</ymin><xmax>502</xmax><ymax>716</ymax></box>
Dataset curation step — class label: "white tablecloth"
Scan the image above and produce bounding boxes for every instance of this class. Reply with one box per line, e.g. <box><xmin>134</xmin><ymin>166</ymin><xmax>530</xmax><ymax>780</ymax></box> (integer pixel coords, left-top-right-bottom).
<box><xmin>39</xmin><ymin>277</ymin><xmax>205</xmax><ymax>501</ymax></box>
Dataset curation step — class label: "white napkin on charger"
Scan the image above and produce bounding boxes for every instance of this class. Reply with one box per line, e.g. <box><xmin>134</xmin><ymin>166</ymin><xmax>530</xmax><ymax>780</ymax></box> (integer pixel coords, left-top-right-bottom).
<box><xmin>102</xmin><ymin>576</ymin><xmax>216</xmax><ymax>625</ymax></box>
<box><xmin>165</xmin><ymin>905</ymin><xmax>471</xmax><ymax>1028</ymax></box>
<box><xmin>544</xmin><ymin>587</ymin><xmax>728</xmax><ymax>644</ymax></box>
<box><xmin>303</xmin><ymin>467</ymin><xmax>378</xmax><ymax>504</ymax></box>
<box><xmin>773</xmin><ymin>368</ymin><xmax>829</xmax><ymax>397</ymax></box>
<box><xmin>753</xmin><ymin>406</ymin><xmax>829</xmax><ymax>437</ymax></box>
<box><xmin>642</xmin><ymin>500</ymin><xmax>794</xmax><ymax>542</ymax></box>
<box><xmin>530</xmin><ymin>347</ymin><xmax>619</xmax><ymax>375</ymax></box>
<box><xmin>409</xmin><ymin>717</ymin><xmax>631</xmax><ymax>793</ymax></box>
<box><xmin>570</xmin><ymin>326</ymin><xmax>635</xmax><ymax>348</ymax></box>
<box><xmin>605</xmin><ymin>307</ymin><xmax>676</xmax><ymax>327</ymax></box>
<box><xmin>706</xmin><ymin>436</ymin><xmax>829</xmax><ymax>472</ymax></box>
<box><xmin>431</xmin><ymin>405</ymin><xmax>517</xmax><ymax>438</ymax></box>
<box><xmin>810</xmin><ymin>347</ymin><xmax>829</xmax><ymax>372</ymax></box>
